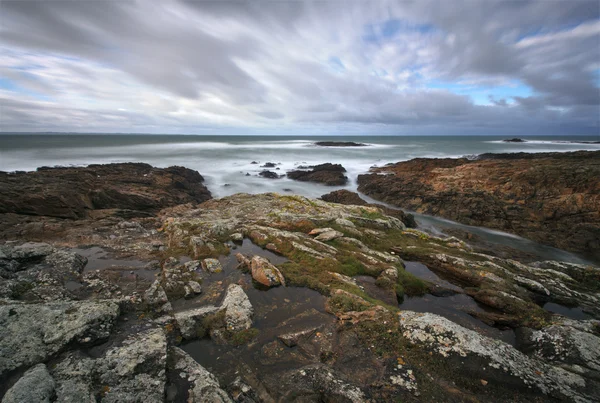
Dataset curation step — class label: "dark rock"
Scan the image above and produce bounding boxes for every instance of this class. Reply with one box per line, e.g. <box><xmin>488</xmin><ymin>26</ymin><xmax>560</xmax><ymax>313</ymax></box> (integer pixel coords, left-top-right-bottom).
<box><xmin>503</xmin><ymin>138</ymin><xmax>526</xmax><ymax>142</ymax></box>
<box><xmin>260</xmin><ymin>162</ymin><xmax>277</xmax><ymax>168</ymax></box>
<box><xmin>314</xmin><ymin>141</ymin><xmax>367</xmax><ymax>147</ymax></box>
<box><xmin>258</xmin><ymin>170</ymin><xmax>281</xmax><ymax>179</ymax></box>
<box><xmin>287</xmin><ymin>163</ymin><xmax>348</xmax><ymax>186</ymax></box>
<box><xmin>250</xmin><ymin>161</ymin><xmax>259</xmax><ymax>164</ymax></box>
<box><xmin>0</xmin><ymin>163</ymin><xmax>211</xmax><ymax>220</ymax></box>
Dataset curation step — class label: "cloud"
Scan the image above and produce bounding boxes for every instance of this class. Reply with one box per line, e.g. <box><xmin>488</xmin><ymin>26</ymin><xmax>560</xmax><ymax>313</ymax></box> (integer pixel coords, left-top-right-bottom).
<box><xmin>0</xmin><ymin>0</ymin><xmax>598</xmax><ymax>134</ymax></box>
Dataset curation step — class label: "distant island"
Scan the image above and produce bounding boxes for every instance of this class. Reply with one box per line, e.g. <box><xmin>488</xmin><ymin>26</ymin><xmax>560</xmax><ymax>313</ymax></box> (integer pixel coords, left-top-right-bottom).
<box><xmin>314</xmin><ymin>141</ymin><xmax>368</xmax><ymax>147</ymax></box>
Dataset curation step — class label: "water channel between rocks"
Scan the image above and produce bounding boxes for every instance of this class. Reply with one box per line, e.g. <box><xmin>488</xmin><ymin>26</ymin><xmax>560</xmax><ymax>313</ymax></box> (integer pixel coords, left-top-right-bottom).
<box><xmin>66</xmin><ymin>239</ymin><xmax>592</xmax><ymax>388</ymax></box>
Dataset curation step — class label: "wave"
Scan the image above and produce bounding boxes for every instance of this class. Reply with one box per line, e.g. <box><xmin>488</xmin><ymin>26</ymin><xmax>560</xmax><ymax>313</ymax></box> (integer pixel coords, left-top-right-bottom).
<box><xmin>484</xmin><ymin>140</ymin><xmax>600</xmax><ymax>146</ymax></box>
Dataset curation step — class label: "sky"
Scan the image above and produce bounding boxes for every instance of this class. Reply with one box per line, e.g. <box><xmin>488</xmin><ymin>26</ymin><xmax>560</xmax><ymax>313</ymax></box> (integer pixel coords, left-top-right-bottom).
<box><xmin>0</xmin><ymin>0</ymin><xmax>599</xmax><ymax>136</ymax></box>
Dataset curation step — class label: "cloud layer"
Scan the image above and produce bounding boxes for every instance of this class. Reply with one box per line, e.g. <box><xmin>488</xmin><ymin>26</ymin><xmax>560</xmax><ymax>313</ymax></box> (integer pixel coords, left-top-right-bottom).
<box><xmin>1</xmin><ymin>0</ymin><xmax>599</xmax><ymax>135</ymax></box>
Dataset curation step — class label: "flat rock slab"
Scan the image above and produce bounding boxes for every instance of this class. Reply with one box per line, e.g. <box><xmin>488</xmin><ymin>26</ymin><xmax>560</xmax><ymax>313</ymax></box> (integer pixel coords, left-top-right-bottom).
<box><xmin>0</xmin><ymin>300</ymin><xmax>120</xmax><ymax>376</ymax></box>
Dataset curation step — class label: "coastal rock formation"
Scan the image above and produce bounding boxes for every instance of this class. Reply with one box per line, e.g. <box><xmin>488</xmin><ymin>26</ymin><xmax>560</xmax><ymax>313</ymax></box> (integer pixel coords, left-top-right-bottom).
<box><xmin>1</xmin><ymin>165</ymin><xmax>600</xmax><ymax>402</ymax></box>
<box><xmin>287</xmin><ymin>163</ymin><xmax>348</xmax><ymax>186</ymax></box>
<box><xmin>357</xmin><ymin>151</ymin><xmax>600</xmax><ymax>261</ymax></box>
<box><xmin>314</xmin><ymin>141</ymin><xmax>367</xmax><ymax>147</ymax></box>
<box><xmin>0</xmin><ymin>163</ymin><xmax>211</xmax><ymax>219</ymax></box>
<box><xmin>321</xmin><ymin>189</ymin><xmax>417</xmax><ymax>228</ymax></box>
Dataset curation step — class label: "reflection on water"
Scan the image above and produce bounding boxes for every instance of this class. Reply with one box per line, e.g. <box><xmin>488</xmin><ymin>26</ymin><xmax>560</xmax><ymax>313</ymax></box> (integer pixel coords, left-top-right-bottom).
<box><xmin>543</xmin><ymin>302</ymin><xmax>592</xmax><ymax>321</ymax></box>
<box><xmin>71</xmin><ymin>246</ymin><xmax>159</xmax><ymax>281</ymax></box>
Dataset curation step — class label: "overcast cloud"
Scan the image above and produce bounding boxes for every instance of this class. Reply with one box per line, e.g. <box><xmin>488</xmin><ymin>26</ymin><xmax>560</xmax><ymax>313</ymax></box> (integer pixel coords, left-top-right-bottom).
<box><xmin>0</xmin><ymin>0</ymin><xmax>599</xmax><ymax>135</ymax></box>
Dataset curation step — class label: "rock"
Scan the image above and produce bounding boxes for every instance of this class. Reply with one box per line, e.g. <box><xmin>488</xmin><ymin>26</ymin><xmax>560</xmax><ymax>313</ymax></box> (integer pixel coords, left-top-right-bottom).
<box><xmin>314</xmin><ymin>230</ymin><xmax>344</xmax><ymax>242</ymax></box>
<box><xmin>357</xmin><ymin>151</ymin><xmax>600</xmax><ymax>259</ymax></box>
<box><xmin>250</xmin><ymin>256</ymin><xmax>286</xmax><ymax>287</ymax></box>
<box><xmin>278</xmin><ymin>326</ymin><xmax>320</xmax><ymax>347</ymax></box>
<box><xmin>2</xmin><ymin>364</ymin><xmax>55</xmax><ymax>403</ymax></box>
<box><xmin>320</xmin><ymin>190</ymin><xmax>417</xmax><ymax>228</ymax></box>
<box><xmin>287</xmin><ymin>163</ymin><xmax>348</xmax><ymax>186</ymax></box>
<box><xmin>143</xmin><ymin>280</ymin><xmax>173</xmax><ymax>314</ymax></box>
<box><xmin>398</xmin><ymin>311</ymin><xmax>595</xmax><ymax>401</ymax></box>
<box><xmin>226</xmin><ymin>376</ymin><xmax>261</xmax><ymax>402</ymax></box>
<box><xmin>167</xmin><ymin>347</ymin><xmax>232</xmax><ymax>402</ymax></box>
<box><xmin>274</xmin><ymin>364</ymin><xmax>366</xmax><ymax>402</ymax></box>
<box><xmin>0</xmin><ymin>300</ymin><xmax>120</xmax><ymax>376</ymax></box>
<box><xmin>202</xmin><ymin>258</ymin><xmax>223</xmax><ymax>273</ymax></box>
<box><xmin>0</xmin><ymin>163</ymin><xmax>211</xmax><ymax>219</ymax></box>
<box><xmin>230</xmin><ymin>233</ymin><xmax>244</xmax><ymax>242</ymax></box>
<box><xmin>321</xmin><ymin>190</ymin><xmax>367</xmax><ymax>205</ymax></box>
<box><xmin>260</xmin><ymin>162</ymin><xmax>278</xmax><ymax>168</ymax></box>
<box><xmin>221</xmin><ymin>284</ymin><xmax>254</xmax><ymax>331</ymax></box>
<box><xmin>314</xmin><ymin>141</ymin><xmax>367</xmax><ymax>147</ymax></box>
<box><xmin>521</xmin><ymin>321</ymin><xmax>600</xmax><ymax>375</ymax></box>
<box><xmin>503</xmin><ymin>138</ymin><xmax>526</xmax><ymax>142</ymax></box>
<box><xmin>174</xmin><ymin>305</ymin><xmax>221</xmax><ymax>340</ymax></box>
<box><xmin>258</xmin><ymin>170</ymin><xmax>280</xmax><ymax>179</ymax></box>
<box><xmin>50</xmin><ymin>328</ymin><xmax>167</xmax><ymax>403</ymax></box>
<box><xmin>4</xmin><ymin>242</ymin><xmax>55</xmax><ymax>261</ymax></box>
<box><xmin>187</xmin><ymin>281</ymin><xmax>202</xmax><ymax>295</ymax></box>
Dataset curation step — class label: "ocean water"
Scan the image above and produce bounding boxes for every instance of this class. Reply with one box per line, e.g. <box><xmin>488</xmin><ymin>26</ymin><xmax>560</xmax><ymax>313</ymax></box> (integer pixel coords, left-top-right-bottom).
<box><xmin>1</xmin><ymin>134</ymin><xmax>599</xmax><ymax>199</ymax></box>
<box><xmin>1</xmin><ymin>133</ymin><xmax>598</xmax><ymax>264</ymax></box>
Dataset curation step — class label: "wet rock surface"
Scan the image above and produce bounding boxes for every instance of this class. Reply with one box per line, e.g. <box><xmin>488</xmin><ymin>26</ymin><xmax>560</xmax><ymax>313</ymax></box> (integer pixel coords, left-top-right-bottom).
<box><xmin>357</xmin><ymin>151</ymin><xmax>600</xmax><ymax>261</ymax></box>
<box><xmin>287</xmin><ymin>163</ymin><xmax>348</xmax><ymax>186</ymax></box>
<box><xmin>1</xmin><ymin>170</ymin><xmax>600</xmax><ymax>402</ymax></box>
<box><xmin>0</xmin><ymin>163</ymin><xmax>211</xmax><ymax>220</ymax></box>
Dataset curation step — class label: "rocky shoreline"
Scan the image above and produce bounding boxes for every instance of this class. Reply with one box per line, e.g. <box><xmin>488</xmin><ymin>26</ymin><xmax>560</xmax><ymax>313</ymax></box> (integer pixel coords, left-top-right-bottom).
<box><xmin>1</xmin><ymin>162</ymin><xmax>599</xmax><ymax>402</ymax></box>
<box><xmin>358</xmin><ymin>151</ymin><xmax>600</xmax><ymax>262</ymax></box>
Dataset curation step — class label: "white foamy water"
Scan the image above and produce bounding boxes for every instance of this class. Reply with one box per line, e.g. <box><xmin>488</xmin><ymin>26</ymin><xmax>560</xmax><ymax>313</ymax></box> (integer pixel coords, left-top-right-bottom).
<box><xmin>1</xmin><ymin>134</ymin><xmax>599</xmax><ymax>199</ymax></box>
<box><xmin>1</xmin><ymin>133</ymin><xmax>598</xmax><ymax>264</ymax></box>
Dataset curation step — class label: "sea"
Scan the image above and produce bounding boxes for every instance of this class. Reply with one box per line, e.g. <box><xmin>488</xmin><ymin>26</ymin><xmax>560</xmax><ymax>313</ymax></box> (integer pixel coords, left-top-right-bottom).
<box><xmin>1</xmin><ymin>134</ymin><xmax>599</xmax><ymax>199</ymax></box>
<box><xmin>1</xmin><ymin>133</ymin><xmax>599</xmax><ymax>264</ymax></box>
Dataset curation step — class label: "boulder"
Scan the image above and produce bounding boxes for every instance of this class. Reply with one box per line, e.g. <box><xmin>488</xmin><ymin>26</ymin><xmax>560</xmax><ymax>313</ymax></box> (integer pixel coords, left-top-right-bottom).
<box><xmin>174</xmin><ymin>305</ymin><xmax>221</xmax><ymax>340</ymax></box>
<box><xmin>202</xmin><ymin>258</ymin><xmax>223</xmax><ymax>273</ymax></box>
<box><xmin>0</xmin><ymin>300</ymin><xmax>120</xmax><ymax>376</ymax></box>
<box><xmin>167</xmin><ymin>347</ymin><xmax>232</xmax><ymax>402</ymax></box>
<box><xmin>258</xmin><ymin>170</ymin><xmax>281</xmax><ymax>179</ymax></box>
<box><xmin>273</xmin><ymin>364</ymin><xmax>366</xmax><ymax>402</ymax></box>
<box><xmin>287</xmin><ymin>163</ymin><xmax>348</xmax><ymax>186</ymax></box>
<box><xmin>2</xmin><ymin>364</ymin><xmax>55</xmax><ymax>403</ymax></box>
<box><xmin>398</xmin><ymin>311</ymin><xmax>595</xmax><ymax>401</ymax></box>
<box><xmin>50</xmin><ymin>328</ymin><xmax>167</xmax><ymax>403</ymax></box>
<box><xmin>250</xmin><ymin>256</ymin><xmax>285</xmax><ymax>287</ymax></box>
<box><xmin>221</xmin><ymin>284</ymin><xmax>254</xmax><ymax>332</ymax></box>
